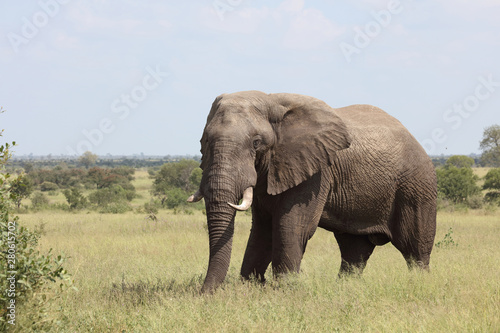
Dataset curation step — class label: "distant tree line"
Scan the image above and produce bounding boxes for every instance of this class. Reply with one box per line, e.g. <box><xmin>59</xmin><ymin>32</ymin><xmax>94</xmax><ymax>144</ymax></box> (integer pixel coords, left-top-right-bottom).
<box><xmin>13</xmin><ymin>165</ymin><xmax>138</xmax><ymax>213</ymax></box>
<box><xmin>9</xmin><ymin>154</ymin><xmax>201</xmax><ymax>171</ymax></box>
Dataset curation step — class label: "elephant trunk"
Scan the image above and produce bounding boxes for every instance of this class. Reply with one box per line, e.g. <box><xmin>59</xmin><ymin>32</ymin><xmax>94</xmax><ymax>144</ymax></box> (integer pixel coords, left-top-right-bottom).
<box><xmin>200</xmin><ymin>173</ymin><xmax>238</xmax><ymax>293</ymax></box>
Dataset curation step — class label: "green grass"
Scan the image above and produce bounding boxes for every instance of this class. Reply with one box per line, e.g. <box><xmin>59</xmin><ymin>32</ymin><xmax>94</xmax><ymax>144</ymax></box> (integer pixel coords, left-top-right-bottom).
<box><xmin>12</xmin><ymin>209</ymin><xmax>499</xmax><ymax>332</ymax></box>
<box><xmin>473</xmin><ymin>167</ymin><xmax>491</xmax><ymax>179</ymax></box>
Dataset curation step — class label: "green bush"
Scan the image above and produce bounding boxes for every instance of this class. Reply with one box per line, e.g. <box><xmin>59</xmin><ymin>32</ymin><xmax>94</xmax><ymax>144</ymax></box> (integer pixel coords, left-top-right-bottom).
<box><xmin>88</xmin><ymin>184</ymin><xmax>135</xmax><ymax>212</ymax></box>
<box><xmin>63</xmin><ymin>187</ymin><xmax>88</xmax><ymax>210</ymax></box>
<box><xmin>40</xmin><ymin>181</ymin><xmax>59</xmax><ymax>192</ymax></box>
<box><xmin>466</xmin><ymin>194</ymin><xmax>484</xmax><ymax>209</ymax></box>
<box><xmin>31</xmin><ymin>191</ymin><xmax>50</xmax><ymax>210</ymax></box>
<box><xmin>1</xmin><ymin>119</ymin><xmax>72</xmax><ymax>330</ymax></box>
<box><xmin>99</xmin><ymin>201</ymin><xmax>132</xmax><ymax>214</ymax></box>
<box><xmin>483</xmin><ymin>168</ymin><xmax>500</xmax><ymax>205</ymax></box>
<box><xmin>484</xmin><ymin>191</ymin><xmax>500</xmax><ymax>204</ymax></box>
<box><xmin>445</xmin><ymin>155</ymin><xmax>475</xmax><ymax>168</ymax></box>
<box><xmin>9</xmin><ymin>174</ymin><xmax>34</xmax><ymax>208</ymax></box>
<box><xmin>436</xmin><ymin>160</ymin><xmax>480</xmax><ymax>203</ymax></box>
<box><xmin>163</xmin><ymin>188</ymin><xmax>190</xmax><ymax>209</ymax></box>
<box><xmin>143</xmin><ymin>199</ymin><xmax>161</xmax><ymax>215</ymax></box>
<box><xmin>152</xmin><ymin>160</ymin><xmax>201</xmax><ymax>197</ymax></box>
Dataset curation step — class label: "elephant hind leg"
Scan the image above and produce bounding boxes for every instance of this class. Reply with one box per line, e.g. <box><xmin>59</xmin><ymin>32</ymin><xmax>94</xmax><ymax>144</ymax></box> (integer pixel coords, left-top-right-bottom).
<box><xmin>390</xmin><ymin>199</ymin><xmax>436</xmax><ymax>271</ymax></box>
<box><xmin>333</xmin><ymin>232</ymin><xmax>376</xmax><ymax>276</ymax></box>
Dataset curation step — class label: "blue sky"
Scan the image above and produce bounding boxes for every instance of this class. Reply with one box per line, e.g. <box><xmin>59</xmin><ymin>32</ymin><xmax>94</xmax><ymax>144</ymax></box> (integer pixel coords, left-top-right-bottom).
<box><xmin>1</xmin><ymin>0</ymin><xmax>499</xmax><ymax>156</ymax></box>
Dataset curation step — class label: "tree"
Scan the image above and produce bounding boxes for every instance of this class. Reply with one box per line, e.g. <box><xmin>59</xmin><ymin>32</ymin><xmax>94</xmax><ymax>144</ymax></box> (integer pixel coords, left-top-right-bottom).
<box><xmin>86</xmin><ymin>167</ymin><xmax>135</xmax><ymax>190</ymax></box>
<box><xmin>78</xmin><ymin>151</ymin><xmax>98</xmax><ymax>169</ymax></box>
<box><xmin>445</xmin><ymin>155</ymin><xmax>475</xmax><ymax>168</ymax></box>
<box><xmin>480</xmin><ymin>125</ymin><xmax>500</xmax><ymax>167</ymax></box>
<box><xmin>9</xmin><ymin>174</ymin><xmax>34</xmax><ymax>208</ymax></box>
<box><xmin>88</xmin><ymin>184</ymin><xmax>133</xmax><ymax>213</ymax></box>
<box><xmin>152</xmin><ymin>160</ymin><xmax>200</xmax><ymax>194</ymax></box>
<box><xmin>483</xmin><ymin>168</ymin><xmax>500</xmax><ymax>204</ymax></box>
<box><xmin>436</xmin><ymin>156</ymin><xmax>481</xmax><ymax>203</ymax></box>
<box><xmin>152</xmin><ymin>159</ymin><xmax>201</xmax><ymax>208</ymax></box>
<box><xmin>63</xmin><ymin>187</ymin><xmax>88</xmax><ymax>210</ymax></box>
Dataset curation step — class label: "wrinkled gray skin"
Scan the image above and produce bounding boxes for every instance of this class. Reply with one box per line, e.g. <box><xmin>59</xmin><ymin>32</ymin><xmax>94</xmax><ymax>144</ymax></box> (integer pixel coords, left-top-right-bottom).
<box><xmin>189</xmin><ymin>91</ymin><xmax>436</xmax><ymax>293</ymax></box>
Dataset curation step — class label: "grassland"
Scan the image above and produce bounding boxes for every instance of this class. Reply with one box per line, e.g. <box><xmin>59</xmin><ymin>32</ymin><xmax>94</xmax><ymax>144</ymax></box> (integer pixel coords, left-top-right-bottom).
<box><xmin>11</xmin><ymin>169</ymin><xmax>500</xmax><ymax>332</ymax></box>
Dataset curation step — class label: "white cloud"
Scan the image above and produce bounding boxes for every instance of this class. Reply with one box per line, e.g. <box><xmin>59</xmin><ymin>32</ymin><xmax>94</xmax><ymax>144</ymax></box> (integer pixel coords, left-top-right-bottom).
<box><xmin>200</xmin><ymin>0</ymin><xmax>344</xmax><ymax>50</ymax></box>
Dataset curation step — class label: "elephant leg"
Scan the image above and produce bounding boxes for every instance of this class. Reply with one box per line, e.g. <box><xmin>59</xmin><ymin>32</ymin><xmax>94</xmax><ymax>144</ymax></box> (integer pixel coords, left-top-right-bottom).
<box><xmin>333</xmin><ymin>232</ymin><xmax>376</xmax><ymax>276</ymax></box>
<box><xmin>271</xmin><ymin>218</ymin><xmax>313</xmax><ymax>276</ymax></box>
<box><xmin>240</xmin><ymin>207</ymin><xmax>273</xmax><ymax>282</ymax></box>
<box><xmin>271</xmin><ymin>203</ymin><xmax>323</xmax><ymax>275</ymax></box>
<box><xmin>270</xmin><ymin>172</ymin><xmax>329</xmax><ymax>276</ymax></box>
<box><xmin>390</xmin><ymin>199</ymin><xmax>436</xmax><ymax>271</ymax></box>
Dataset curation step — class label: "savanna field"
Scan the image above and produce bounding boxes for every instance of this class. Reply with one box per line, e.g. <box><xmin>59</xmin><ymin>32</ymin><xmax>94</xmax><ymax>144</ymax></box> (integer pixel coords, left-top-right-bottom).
<box><xmin>9</xmin><ymin>169</ymin><xmax>500</xmax><ymax>332</ymax></box>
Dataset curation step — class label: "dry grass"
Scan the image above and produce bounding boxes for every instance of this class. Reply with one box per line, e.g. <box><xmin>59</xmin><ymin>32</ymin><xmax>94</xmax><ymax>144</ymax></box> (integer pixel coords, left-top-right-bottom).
<box><xmin>12</xmin><ymin>209</ymin><xmax>500</xmax><ymax>332</ymax></box>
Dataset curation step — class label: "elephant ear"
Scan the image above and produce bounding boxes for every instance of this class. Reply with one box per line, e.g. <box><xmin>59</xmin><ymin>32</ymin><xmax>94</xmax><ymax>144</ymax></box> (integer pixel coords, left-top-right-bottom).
<box><xmin>267</xmin><ymin>104</ymin><xmax>351</xmax><ymax>195</ymax></box>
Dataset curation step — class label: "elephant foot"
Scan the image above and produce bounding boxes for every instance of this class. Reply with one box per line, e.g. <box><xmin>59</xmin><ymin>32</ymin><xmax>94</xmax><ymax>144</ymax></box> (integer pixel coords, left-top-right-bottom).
<box><xmin>405</xmin><ymin>257</ymin><xmax>430</xmax><ymax>272</ymax></box>
<box><xmin>338</xmin><ymin>260</ymin><xmax>366</xmax><ymax>277</ymax></box>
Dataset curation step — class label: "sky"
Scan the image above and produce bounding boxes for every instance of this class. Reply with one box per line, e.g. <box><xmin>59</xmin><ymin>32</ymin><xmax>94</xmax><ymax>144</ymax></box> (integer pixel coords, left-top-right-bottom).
<box><xmin>0</xmin><ymin>0</ymin><xmax>499</xmax><ymax>157</ymax></box>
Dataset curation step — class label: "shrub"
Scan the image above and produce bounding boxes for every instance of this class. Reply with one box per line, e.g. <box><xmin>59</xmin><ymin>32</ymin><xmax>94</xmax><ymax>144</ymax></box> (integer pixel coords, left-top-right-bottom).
<box><xmin>435</xmin><ymin>227</ymin><xmax>458</xmax><ymax>248</ymax></box>
<box><xmin>436</xmin><ymin>163</ymin><xmax>480</xmax><ymax>203</ymax></box>
<box><xmin>1</xmin><ymin>118</ymin><xmax>72</xmax><ymax>330</ymax></box>
<box><xmin>88</xmin><ymin>184</ymin><xmax>135</xmax><ymax>211</ymax></box>
<box><xmin>63</xmin><ymin>187</ymin><xmax>88</xmax><ymax>210</ymax></box>
<box><xmin>483</xmin><ymin>168</ymin><xmax>500</xmax><ymax>205</ymax></box>
<box><xmin>143</xmin><ymin>199</ymin><xmax>161</xmax><ymax>215</ymax></box>
<box><xmin>484</xmin><ymin>191</ymin><xmax>500</xmax><ymax>205</ymax></box>
<box><xmin>445</xmin><ymin>155</ymin><xmax>475</xmax><ymax>168</ymax></box>
<box><xmin>163</xmin><ymin>188</ymin><xmax>190</xmax><ymax>209</ymax></box>
<box><xmin>152</xmin><ymin>160</ymin><xmax>201</xmax><ymax>198</ymax></box>
<box><xmin>99</xmin><ymin>201</ymin><xmax>132</xmax><ymax>214</ymax></box>
<box><xmin>466</xmin><ymin>194</ymin><xmax>484</xmax><ymax>209</ymax></box>
<box><xmin>31</xmin><ymin>191</ymin><xmax>50</xmax><ymax>210</ymax></box>
<box><xmin>40</xmin><ymin>181</ymin><xmax>59</xmax><ymax>192</ymax></box>
<box><xmin>9</xmin><ymin>174</ymin><xmax>34</xmax><ymax>208</ymax></box>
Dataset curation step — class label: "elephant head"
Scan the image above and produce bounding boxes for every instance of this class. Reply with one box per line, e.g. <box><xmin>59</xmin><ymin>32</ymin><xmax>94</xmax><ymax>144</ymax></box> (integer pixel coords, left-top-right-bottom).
<box><xmin>188</xmin><ymin>91</ymin><xmax>351</xmax><ymax>293</ymax></box>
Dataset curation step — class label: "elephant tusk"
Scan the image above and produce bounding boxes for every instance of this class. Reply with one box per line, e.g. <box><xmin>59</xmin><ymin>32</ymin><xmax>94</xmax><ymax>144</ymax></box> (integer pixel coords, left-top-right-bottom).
<box><xmin>228</xmin><ymin>187</ymin><xmax>253</xmax><ymax>211</ymax></box>
<box><xmin>187</xmin><ymin>190</ymin><xmax>204</xmax><ymax>203</ymax></box>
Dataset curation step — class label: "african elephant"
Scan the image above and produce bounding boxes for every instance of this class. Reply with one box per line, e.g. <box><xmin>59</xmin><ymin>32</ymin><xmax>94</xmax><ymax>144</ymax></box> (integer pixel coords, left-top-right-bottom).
<box><xmin>188</xmin><ymin>91</ymin><xmax>437</xmax><ymax>293</ymax></box>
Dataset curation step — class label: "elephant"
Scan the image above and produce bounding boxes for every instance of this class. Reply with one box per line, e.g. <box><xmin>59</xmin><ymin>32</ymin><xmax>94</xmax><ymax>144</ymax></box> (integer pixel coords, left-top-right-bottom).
<box><xmin>187</xmin><ymin>91</ymin><xmax>437</xmax><ymax>293</ymax></box>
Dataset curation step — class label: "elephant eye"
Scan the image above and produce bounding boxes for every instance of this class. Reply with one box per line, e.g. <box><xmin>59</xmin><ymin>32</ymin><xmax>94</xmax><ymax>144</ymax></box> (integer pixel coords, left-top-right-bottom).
<box><xmin>253</xmin><ymin>139</ymin><xmax>261</xmax><ymax>149</ymax></box>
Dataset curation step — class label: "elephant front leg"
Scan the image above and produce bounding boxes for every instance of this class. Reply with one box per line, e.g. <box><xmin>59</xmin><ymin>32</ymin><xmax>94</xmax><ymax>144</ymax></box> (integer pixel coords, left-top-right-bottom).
<box><xmin>271</xmin><ymin>217</ymin><xmax>318</xmax><ymax>276</ymax></box>
<box><xmin>240</xmin><ymin>208</ymin><xmax>273</xmax><ymax>282</ymax></box>
<box><xmin>271</xmin><ymin>174</ymin><xmax>328</xmax><ymax>276</ymax></box>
